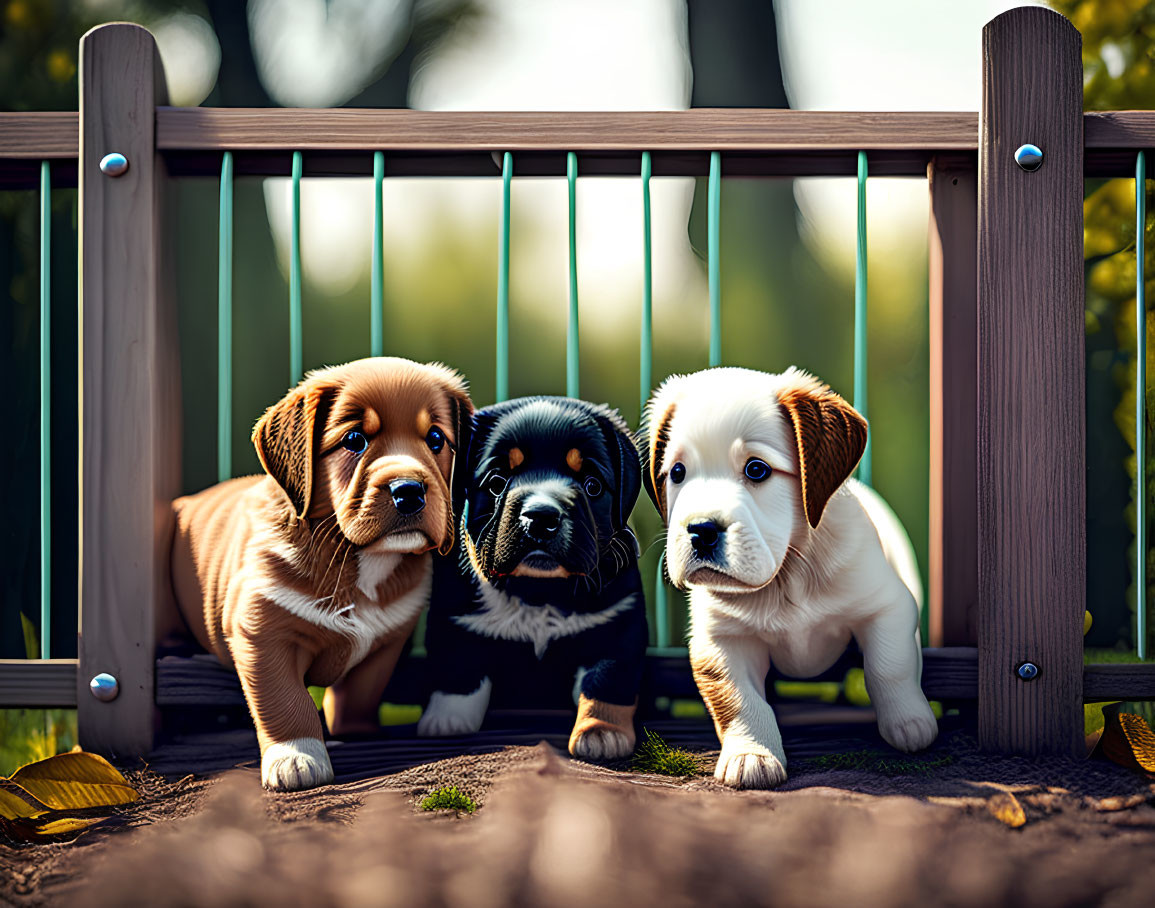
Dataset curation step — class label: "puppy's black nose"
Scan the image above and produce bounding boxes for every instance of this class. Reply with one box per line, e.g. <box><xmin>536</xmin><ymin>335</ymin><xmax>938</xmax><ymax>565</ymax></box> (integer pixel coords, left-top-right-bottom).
<box><xmin>688</xmin><ymin>521</ymin><xmax>721</xmax><ymax>556</ymax></box>
<box><xmin>389</xmin><ymin>479</ymin><xmax>426</xmax><ymax>516</ymax></box>
<box><xmin>520</xmin><ymin>502</ymin><xmax>562</xmax><ymax>543</ymax></box>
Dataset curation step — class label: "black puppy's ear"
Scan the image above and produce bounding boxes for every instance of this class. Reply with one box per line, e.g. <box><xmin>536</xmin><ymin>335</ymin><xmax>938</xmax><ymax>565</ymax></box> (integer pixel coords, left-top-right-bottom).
<box><xmin>592</xmin><ymin>404</ymin><xmax>642</xmax><ymax>528</ymax></box>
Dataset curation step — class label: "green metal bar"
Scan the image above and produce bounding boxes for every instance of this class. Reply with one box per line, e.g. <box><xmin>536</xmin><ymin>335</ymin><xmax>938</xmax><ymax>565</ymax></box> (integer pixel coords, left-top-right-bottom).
<box><xmin>655</xmin><ymin>551</ymin><xmax>669</xmax><ymax>648</ymax></box>
<box><xmin>496</xmin><ymin>152</ymin><xmax>512</xmax><ymax>402</ymax></box>
<box><xmin>567</xmin><ymin>151</ymin><xmax>580</xmax><ymax>397</ymax></box>
<box><xmin>641</xmin><ymin>151</ymin><xmax>653</xmax><ymax>414</ymax></box>
<box><xmin>371</xmin><ymin>151</ymin><xmax>384</xmax><ymax>357</ymax></box>
<box><xmin>854</xmin><ymin>150</ymin><xmax>872</xmax><ymax>485</ymax></box>
<box><xmin>290</xmin><ymin>151</ymin><xmax>303</xmax><ymax>385</ymax></box>
<box><xmin>39</xmin><ymin>161</ymin><xmax>51</xmax><ymax>659</ymax></box>
<box><xmin>218</xmin><ymin>151</ymin><xmax>233</xmax><ymax>483</ymax></box>
<box><xmin>708</xmin><ymin>151</ymin><xmax>721</xmax><ymax>367</ymax></box>
<box><xmin>1138</xmin><ymin>150</ymin><xmax>1147</xmax><ymax>660</ymax></box>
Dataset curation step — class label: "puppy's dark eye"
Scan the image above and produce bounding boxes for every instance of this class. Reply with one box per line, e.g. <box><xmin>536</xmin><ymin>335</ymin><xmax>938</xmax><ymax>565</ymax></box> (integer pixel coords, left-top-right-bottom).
<box><xmin>744</xmin><ymin>458</ymin><xmax>771</xmax><ymax>482</ymax></box>
<box><xmin>426</xmin><ymin>426</ymin><xmax>446</xmax><ymax>454</ymax></box>
<box><xmin>484</xmin><ymin>473</ymin><xmax>508</xmax><ymax>497</ymax></box>
<box><xmin>669</xmin><ymin>462</ymin><xmax>686</xmax><ymax>484</ymax></box>
<box><xmin>342</xmin><ymin>430</ymin><xmax>368</xmax><ymax>454</ymax></box>
<box><xmin>582</xmin><ymin>476</ymin><xmax>603</xmax><ymax>498</ymax></box>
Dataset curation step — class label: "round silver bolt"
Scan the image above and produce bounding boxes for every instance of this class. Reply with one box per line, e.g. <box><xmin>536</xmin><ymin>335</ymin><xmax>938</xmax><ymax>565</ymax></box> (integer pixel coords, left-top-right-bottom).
<box><xmin>1016</xmin><ymin>662</ymin><xmax>1039</xmax><ymax>681</ymax></box>
<box><xmin>99</xmin><ymin>153</ymin><xmax>129</xmax><ymax>177</ymax></box>
<box><xmin>89</xmin><ymin>672</ymin><xmax>120</xmax><ymax>701</ymax></box>
<box><xmin>1014</xmin><ymin>144</ymin><xmax>1043</xmax><ymax>172</ymax></box>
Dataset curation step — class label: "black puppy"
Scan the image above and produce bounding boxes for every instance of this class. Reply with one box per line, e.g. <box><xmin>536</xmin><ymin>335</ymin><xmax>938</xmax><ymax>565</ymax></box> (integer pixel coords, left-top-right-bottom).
<box><xmin>417</xmin><ymin>396</ymin><xmax>648</xmax><ymax>759</ymax></box>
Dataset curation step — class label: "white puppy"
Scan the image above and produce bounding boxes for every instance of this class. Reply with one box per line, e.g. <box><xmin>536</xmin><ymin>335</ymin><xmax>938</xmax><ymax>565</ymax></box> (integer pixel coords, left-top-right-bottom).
<box><xmin>641</xmin><ymin>367</ymin><xmax>938</xmax><ymax>789</ymax></box>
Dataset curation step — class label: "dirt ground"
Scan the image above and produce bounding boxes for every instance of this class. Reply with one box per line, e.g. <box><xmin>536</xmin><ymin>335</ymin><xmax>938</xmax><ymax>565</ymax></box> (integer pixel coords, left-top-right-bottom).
<box><xmin>3</xmin><ymin>727</ymin><xmax>1155</xmax><ymax>908</ymax></box>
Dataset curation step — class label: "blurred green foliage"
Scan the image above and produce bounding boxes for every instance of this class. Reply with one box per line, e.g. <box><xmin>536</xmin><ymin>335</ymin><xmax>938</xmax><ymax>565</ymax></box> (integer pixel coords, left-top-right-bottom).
<box><xmin>1053</xmin><ymin>0</ymin><xmax>1155</xmax><ymax>654</ymax></box>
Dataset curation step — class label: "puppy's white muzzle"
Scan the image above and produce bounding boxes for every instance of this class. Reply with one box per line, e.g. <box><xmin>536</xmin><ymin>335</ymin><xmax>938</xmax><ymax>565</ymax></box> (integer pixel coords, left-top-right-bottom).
<box><xmin>666</xmin><ymin>479</ymin><xmax>781</xmax><ymax>591</ymax></box>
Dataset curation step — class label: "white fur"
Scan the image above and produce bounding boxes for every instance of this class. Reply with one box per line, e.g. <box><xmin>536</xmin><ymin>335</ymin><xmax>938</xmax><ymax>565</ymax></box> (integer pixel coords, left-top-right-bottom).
<box><xmin>417</xmin><ymin>677</ymin><xmax>493</xmax><ymax>737</ymax></box>
<box><xmin>649</xmin><ymin>367</ymin><xmax>937</xmax><ymax>789</ymax></box>
<box><xmin>454</xmin><ymin>582</ymin><xmax>637</xmax><ymax>659</ymax></box>
<box><xmin>261</xmin><ymin>737</ymin><xmax>334</xmax><ymax>791</ymax></box>
<box><xmin>356</xmin><ymin>550</ymin><xmax>403</xmax><ymax>598</ymax></box>
<box><xmin>256</xmin><ymin>556</ymin><xmax>432</xmax><ymax>673</ymax></box>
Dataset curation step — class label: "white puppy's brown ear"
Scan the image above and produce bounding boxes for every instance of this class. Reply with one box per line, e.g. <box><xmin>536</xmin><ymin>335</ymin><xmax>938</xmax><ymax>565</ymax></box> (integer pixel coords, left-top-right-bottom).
<box><xmin>252</xmin><ymin>379</ymin><xmax>335</xmax><ymax>520</ymax></box>
<box><xmin>778</xmin><ymin>378</ymin><xmax>867</xmax><ymax>529</ymax></box>
<box><xmin>640</xmin><ymin>397</ymin><xmax>678</xmax><ymax>523</ymax></box>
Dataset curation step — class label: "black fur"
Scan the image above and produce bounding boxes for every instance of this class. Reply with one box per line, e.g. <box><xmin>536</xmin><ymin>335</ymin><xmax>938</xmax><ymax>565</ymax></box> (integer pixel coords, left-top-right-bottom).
<box><xmin>424</xmin><ymin>397</ymin><xmax>648</xmax><ymax>713</ymax></box>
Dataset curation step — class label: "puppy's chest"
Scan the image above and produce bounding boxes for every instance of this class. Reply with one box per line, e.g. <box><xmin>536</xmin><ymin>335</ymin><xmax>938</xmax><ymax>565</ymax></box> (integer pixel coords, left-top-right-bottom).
<box><xmin>453</xmin><ymin>579</ymin><xmax>636</xmax><ymax>659</ymax></box>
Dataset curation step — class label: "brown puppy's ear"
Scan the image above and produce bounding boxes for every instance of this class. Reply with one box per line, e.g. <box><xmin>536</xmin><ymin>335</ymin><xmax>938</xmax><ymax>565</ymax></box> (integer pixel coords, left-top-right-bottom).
<box><xmin>777</xmin><ymin>377</ymin><xmax>867</xmax><ymax>529</ymax></box>
<box><xmin>252</xmin><ymin>379</ymin><xmax>335</xmax><ymax>520</ymax></box>
<box><xmin>432</xmin><ymin>365</ymin><xmax>474</xmax><ymax>556</ymax></box>
<box><xmin>640</xmin><ymin>397</ymin><xmax>678</xmax><ymax>524</ymax></box>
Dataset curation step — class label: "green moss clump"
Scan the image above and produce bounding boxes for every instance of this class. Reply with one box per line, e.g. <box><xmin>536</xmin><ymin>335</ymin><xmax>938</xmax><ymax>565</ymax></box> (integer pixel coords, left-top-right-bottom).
<box><xmin>631</xmin><ymin>729</ymin><xmax>702</xmax><ymax>777</ymax></box>
<box><xmin>420</xmin><ymin>786</ymin><xmax>476</xmax><ymax>813</ymax></box>
<box><xmin>804</xmin><ymin>749</ymin><xmax>953</xmax><ymax>776</ymax></box>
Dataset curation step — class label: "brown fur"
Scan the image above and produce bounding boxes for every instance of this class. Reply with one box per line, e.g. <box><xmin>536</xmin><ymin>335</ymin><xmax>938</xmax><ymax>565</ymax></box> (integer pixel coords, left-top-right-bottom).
<box><xmin>565</xmin><ymin>447</ymin><xmax>583</xmax><ymax>472</ymax></box>
<box><xmin>690</xmin><ymin>653</ymin><xmax>742</xmax><ymax>738</ymax></box>
<box><xmin>568</xmin><ymin>694</ymin><xmax>637</xmax><ymax>755</ymax></box>
<box><xmin>169</xmin><ymin>358</ymin><xmax>472</xmax><ymax>783</ymax></box>
<box><xmin>645</xmin><ymin>399</ymin><xmax>678</xmax><ymax>522</ymax></box>
<box><xmin>777</xmin><ymin>377</ymin><xmax>867</xmax><ymax>529</ymax></box>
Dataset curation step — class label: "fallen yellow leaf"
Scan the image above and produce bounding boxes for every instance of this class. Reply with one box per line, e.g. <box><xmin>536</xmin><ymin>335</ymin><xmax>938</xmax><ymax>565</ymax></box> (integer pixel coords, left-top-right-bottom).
<box><xmin>31</xmin><ymin>816</ymin><xmax>110</xmax><ymax>837</ymax></box>
<box><xmin>1101</xmin><ymin>712</ymin><xmax>1155</xmax><ymax>778</ymax></box>
<box><xmin>987</xmin><ymin>791</ymin><xmax>1026</xmax><ymax>828</ymax></box>
<box><xmin>7</xmin><ymin>752</ymin><xmax>137</xmax><ymax>810</ymax></box>
<box><xmin>0</xmin><ymin>787</ymin><xmax>48</xmax><ymax>821</ymax></box>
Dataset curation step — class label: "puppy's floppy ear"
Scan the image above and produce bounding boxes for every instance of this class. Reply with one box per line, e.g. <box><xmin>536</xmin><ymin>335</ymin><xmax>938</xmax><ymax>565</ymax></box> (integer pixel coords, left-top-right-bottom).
<box><xmin>431</xmin><ymin>364</ymin><xmax>474</xmax><ymax>555</ymax></box>
<box><xmin>591</xmin><ymin>404</ymin><xmax>642</xmax><ymax>528</ymax></box>
<box><xmin>639</xmin><ymin>392</ymin><xmax>679</xmax><ymax>523</ymax></box>
<box><xmin>777</xmin><ymin>372</ymin><xmax>867</xmax><ymax>529</ymax></box>
<box><xmin>252</xmin><ymin>377</ymin><xmax>336</xmax><ymax>520</ymax></box>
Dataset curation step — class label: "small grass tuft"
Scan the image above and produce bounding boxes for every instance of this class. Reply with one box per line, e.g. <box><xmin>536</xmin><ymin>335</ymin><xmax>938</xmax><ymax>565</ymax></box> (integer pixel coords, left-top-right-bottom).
<box><xmin>803</xmin><ymin>749</ymin><xmax>953</xmax><ymax>776</ymax></box>
<box><xmin>631</xmin><ymin>729</ymin><xmax>702</xmax><ymax>777</ymax></box>
<box><xmin>420</xmin><ymin>786</ymin><xmax>476</xmax><ymax>813</ymax></box>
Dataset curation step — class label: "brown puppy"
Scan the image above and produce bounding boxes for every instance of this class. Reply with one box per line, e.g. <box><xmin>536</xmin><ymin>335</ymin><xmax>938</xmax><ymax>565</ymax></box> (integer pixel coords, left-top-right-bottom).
<box><xmin>170</xmin><ymin>358</ymin><xmax>472</xmax><ymax>791</ymax></box>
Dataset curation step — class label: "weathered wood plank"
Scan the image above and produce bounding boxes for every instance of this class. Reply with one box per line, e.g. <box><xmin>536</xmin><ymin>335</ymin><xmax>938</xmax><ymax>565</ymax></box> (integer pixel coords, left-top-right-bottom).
<box><xmin>1083</xmin><ymin>664</ymin><xmax>1155</xmax><ymax>701</ymax></box>
<box><xmin>78</xmin><ymin>23</ymin><xmax>180</xmax><ymax>758</ymax></box>
<box><xmin>928</xmin><ymin>158</ymin><xmax>979</xmax><ymax>648</ymax></box>
<box><xmin>977</xmin><ymin>7</ymin><xmax>1085</xmax><ymax>755</ymax></box>
<box><xmin>0</xmin><ymin>112</ymin><xmax>79</xmax><ymax>157</ymax></box>
<box><xmin>0</xmin><ymin>660</ymin><xmax>78</xmax><ymax>708</ymax></box>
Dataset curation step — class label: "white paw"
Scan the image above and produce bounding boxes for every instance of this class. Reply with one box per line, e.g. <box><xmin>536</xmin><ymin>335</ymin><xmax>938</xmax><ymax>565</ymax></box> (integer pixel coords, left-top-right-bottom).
<box><xmin>417</xmin><ymin>680</ymin><xmax>491</xmax><ymax>737</ymax></box>
<box><xmin>570</xmin><ymin>726</ymin><xmax>634</xmax><ymax>761</ymax></box>
<box><xmin>715</xmin><ymin>747</ymin><xmax>788</xmax><ymax>789</ymax></box>
<box><xmin>877</xmin><ymin>702</ymin><xmax>939</xmax><ymax>753</ymax></box>
<box><xmin>261</xmin><ymin>738</ymin><xmax>334</xmax><ymax>791</ymax></box>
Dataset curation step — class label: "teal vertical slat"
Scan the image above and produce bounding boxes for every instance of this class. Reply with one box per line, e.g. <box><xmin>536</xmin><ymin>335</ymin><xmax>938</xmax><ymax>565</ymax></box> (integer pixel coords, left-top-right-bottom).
<box><xmin>371</xmin><ymin>151</ymin><xmax>384</xmax><ymax>357</ymax></box>
<box><xmin>854</xmin><ymin>151</ymin><xmax>871</xmax><ymax>485</ymax></box>
<box><xmin>290</xmin><ymin>151</ymin><xmax>304</xmax><ymax>385</ymax></box>
<box><xmin>1138</xmin><ymin>150</ymin><xmax>1148</xmax><ymax>660</ymax></box>
<box><xmin>641</xmin><ymin>151</ymin><xmax>653</xmax><ymax>414</ymax></box>
<box><xmin>567</xmin><ymin>152</ymin><xmax>580</xmax><ymax>398</ymax></box>
<box><xmin>39</xmin><ymin>161</ymin><xmax>51</xmax><ymax>659</ymax></box>
<box><xmin>708</xmin><ymin>151</ymin><xmax>721</xmax><ymax>367</ymax></box>
<box><xmin>496</xmin><ymin>152</ymin><xmax>512</xmax><ymax>402</ymax></box>
<box><xmin>218</xmin><ymin>152</ymin><xmax>233</xmax><ymax>483</ymax></box>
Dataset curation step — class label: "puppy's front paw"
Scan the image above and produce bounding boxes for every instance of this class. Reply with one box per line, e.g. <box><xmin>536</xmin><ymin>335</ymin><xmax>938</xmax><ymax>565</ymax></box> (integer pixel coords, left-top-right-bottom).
<box><xmin>877</xmin><ymin>702</ymin><xmax>939</xmax><ymax>753</ymax></box>
<box><xmin>715</xmin><ymin>747</ymin><xmax>787</xmax><ymax>789</ymax></box>
<box><xmin>261</xmin><ymin>738</ymin><xmax>334</xmax><ymax>791</ymax></box>
<box><xmin>570</xmin><ymin>725</ymin><xmax>635</xmax><ymax>761</ymax></box>
<box><xmin>417</xmin><ymin>681</ymin><xmax>491</xmax><ymax>737</ymax></box>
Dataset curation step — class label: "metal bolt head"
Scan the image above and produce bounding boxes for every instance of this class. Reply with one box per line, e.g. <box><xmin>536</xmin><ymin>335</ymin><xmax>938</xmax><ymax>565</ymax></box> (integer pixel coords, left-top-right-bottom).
<box><xmin>99</xmin><ymin>153</ymin><xmax>129</xmax><ymax>177</ymax></box>
<box><xmin>1014</xmin><ymin>144</ymin><xmax>1043</xmax><ymax>172</ymax></box>
<box><xmin>1016</xmin><ymin>662</ymin><xmax>1039</xmax><ymax>681</ymax></box>
<box><xmin>89</xmin><ymin>672</ymin><xmax>120</xmax><ymax>701</ymax></box>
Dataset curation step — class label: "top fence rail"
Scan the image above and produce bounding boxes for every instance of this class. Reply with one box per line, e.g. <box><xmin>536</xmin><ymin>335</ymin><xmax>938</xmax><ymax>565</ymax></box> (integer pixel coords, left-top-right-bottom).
<box><xmin>3</xmin><ymin>108</ymin><xmax>1155</xmax><ymax>178</ymax></box>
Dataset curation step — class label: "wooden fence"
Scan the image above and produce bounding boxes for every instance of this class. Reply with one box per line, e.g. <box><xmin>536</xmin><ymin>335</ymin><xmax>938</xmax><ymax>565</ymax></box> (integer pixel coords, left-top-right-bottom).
<box><xmin>1</xmin><ymin>7</ymin><xmax>1154</xmax><ymax>760</ymax></box>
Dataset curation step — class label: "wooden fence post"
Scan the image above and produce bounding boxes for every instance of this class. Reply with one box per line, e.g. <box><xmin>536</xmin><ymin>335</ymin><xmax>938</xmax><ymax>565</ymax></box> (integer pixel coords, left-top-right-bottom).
<box><xmin>78</xmin><ymin>23</ymin><xmax>179</xmax><ymax>757</ymax></box>
<box><xmin>928</xmin><ymin>156</ymin><xmax>978</xmax><ymax>648</ymax></box>
<box><xmin>977</xmin><ymin>7</ymin><xmax>1085</xmax><ymax>755</ymax></box>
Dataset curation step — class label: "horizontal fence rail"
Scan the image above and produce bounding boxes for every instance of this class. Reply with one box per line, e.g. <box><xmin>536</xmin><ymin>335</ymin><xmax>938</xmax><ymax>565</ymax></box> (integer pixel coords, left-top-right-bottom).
<box><xmin>9</xmin><ymin>109</ymin><xmax>1155</xmax><ymax>181</ymax></box>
